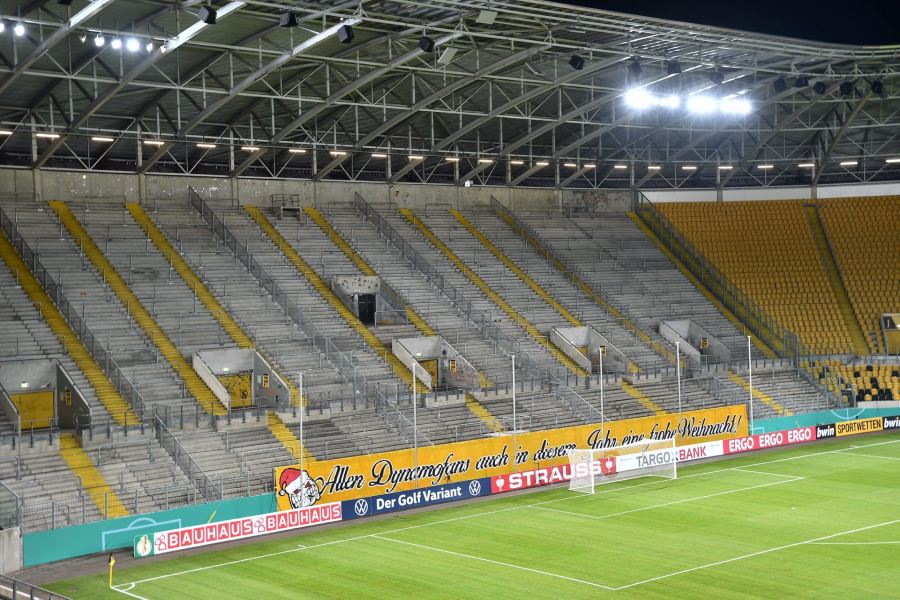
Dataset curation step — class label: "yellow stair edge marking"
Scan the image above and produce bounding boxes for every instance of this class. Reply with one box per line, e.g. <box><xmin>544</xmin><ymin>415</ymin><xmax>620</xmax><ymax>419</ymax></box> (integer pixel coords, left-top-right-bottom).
<box><xmin>298</xmin><ymin>208</ymin><xmax>501</xmax><ymax>429</ymax></box>
<box><xmin>728</xmin><ymin>371</ymin><xmax>791</xmax><ymax>417</ymax></box>
<box><xmin>267</xmin><ymin>412</ymin><xmax>314</xmax><ymax>463</ymax></box>
<box><xmin>803</xmin><ymin>205</ymin><xmax>869</xmax><ymax>356</ymax></box>
<box><xmin>628</xmin><ymin>211</ymin><xmax>777</xmax><ymax>360</ymax></box>
<box><xmin>59</xmin><ymin>433</ymin><xmax>129</xmax><ymax>518</ymax></box>
<box><xmin>243</xmin><ymin>206</ymin><xmax>428</xmax><ymax>389</ymax></box>
<box><xmin>49</xmin><ymin>201</ymin><xmax>227</xmax><ymax>416</ymax></box>
<box><xmin>493</xmin><ymin>208</ymin><xmax>662</xmax><ymax>368</ymax></box>
<box><xmin>0</xmin><ymin>231</ymin><xmax>138</xmax><ymax>425</ymax></box>
<box><xmin>304</xmin><ymin>207</ymin><xmax>377</xmax><ymax>277</ymax></box>
<box><xmin>620</xmin><ymin>379</ymin><xmax>666</xmax><ymax>416</ymax></box>
<box><xmin>451</xmin><ymin>210</ymin><xmax>582</xmax><ymax>327</ymax></box>
<box><xmin>400</xmin><ymin>208</ymin><xmax>588</xmax><ymax>377</ymax></box>
<box><xmin>128</xmin><ymin>204</ymin><xmax>304</xmax><ymax>410</ymax></box>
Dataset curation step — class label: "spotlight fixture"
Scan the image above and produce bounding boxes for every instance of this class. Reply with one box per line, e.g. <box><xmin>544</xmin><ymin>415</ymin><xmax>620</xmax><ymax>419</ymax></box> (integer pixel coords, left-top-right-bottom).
<box><xmin>686</xmin><ymin>95</ymin><xmax>717</xmax><ymax>114</ymax></box>
<box><xmin>666</xmin><ymin>61</ymin><xmax>682</xmax><ymax>75</ymax></box>
<box><xmin>794</xmin><ymin>76</ymin><xmax>809</xmax><ymax>88</ymax></box>
<box><xmin>20</xmin><ymin>382</ymin><xmax>28</xmax><ymax>389</ymax></box>
<box><xmin>79</xmin><ymin>33</ymin><xmax>87</xmax><ymax>43</ymax></box>
<box><xmin>371</xmin><ymin>153</ymin><xmax>387</xmax><ymax>158</ymax></box>
<box><xmin>125</xmin><ymin>37</ymin><xmax>139</xmax><ymax>52</ymax></box>
<box><xmin>569</xmin><ymin>55</ymin><xmax>585</xmax><ymax>71</ymax></box>
<box><xmin>198</xmin><ymin>4</ymin><xmax>217</xmax><ymax>25</ymax></box>
<box><xmin>871</xmin><ymin>80</ymin><xmax>884</xmax><ymax>97</ymax></box>
<box><xmin>111</xmin><ymin>36</ymin><xmax>122</xmax><ymax>50</ymax></box>
<box><xmin>241</xmin><ymin>146</ymin><xmax>260</xmax><ymax>152</ymax></box>
<box><xmin>813</xmin><ymin>81</ymin><xmax>827</xmax><ymax>95</ymax></box>
<box><xmin>773</xmin><ymin>77</ymin><xmax>787</xmax><ymax>93</ymax></box>
<box><xmin>839</xmin><ymin>160</ymin><xmax>858</xmax><ymax>167</ymax></box>
<box><xmin>143</xmin><ymin>140</ymin><xmax>164</xmax><ymax>146</ymax></box>
<box><xmin>196</xmin><ymin>143</ymin><xmax>216</xmax><ymax>149</ymax></box>
<box><xmin>708</xmin><ymin>71</ymin><xmax>724</xmax><ymax>85</ymax></box>
<box><xmin>279</xmin><ymin>11</ymin><xmax>298</xmax><ymax>28</ymax></box>
<box><xmin>145</xmin><ymin>39</ymin><xmax>154</xmax><ymax>52</ymax></box>
<box><xmin>288</xmin><ymin>148</ymin><xmax>306</xmax><ymax>154</ymax></box>
<box><xmin>14</xmin><ymin>22</ymin><xmax>25</xmax><ymax>36</ymax></box>
<box><xmin>0</xmin><ymin>22</ymin><xmax>5</xmax><ymax>33</ymax></box>
<box><xmin>337</xmin><ymin>24</ymin><xmax>354</xmax><ymax>44</ymax></box>
<box><xmin>418</xmin><ymin>35</ymin><xmax>435</xmax><ymax>52</ymax></box>
<box><xmin>94</xmin><ymin>32</ymin><xmax>105</xmax><ymax>47</ymax></box>
<box><xmin>627</xmin><ymin>59</ymin><xmax>642</xmax><ymax>80</ymax></box>
<box><xmin>839</xmin><ymin>81</ymin><xmax>854</xmax><ymax>96</ymax></box>
<box><xmin>91</xmin><ymin>136</ymin><xmax>114</xmax><ymax>142</ymax></box>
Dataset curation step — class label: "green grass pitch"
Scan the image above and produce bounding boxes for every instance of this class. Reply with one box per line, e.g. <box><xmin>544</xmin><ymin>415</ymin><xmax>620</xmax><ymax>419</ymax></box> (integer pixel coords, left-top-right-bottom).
<box><xmin>49</xmin><ymin>432</ymin><xmax>900</xmax><ymax>599</ymax></box>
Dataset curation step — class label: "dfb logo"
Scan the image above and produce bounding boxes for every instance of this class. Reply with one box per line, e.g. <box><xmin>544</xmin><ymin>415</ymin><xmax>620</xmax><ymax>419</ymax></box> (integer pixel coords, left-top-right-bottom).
<box><xmin>468</xmin><ymin>480</ymin><xmax>482</xmax><ymax>496</ymax></box>
<box><xmin>353</xmin><ymin>498</ymin><xmax>369</xmax><ymax>517</ymax></box>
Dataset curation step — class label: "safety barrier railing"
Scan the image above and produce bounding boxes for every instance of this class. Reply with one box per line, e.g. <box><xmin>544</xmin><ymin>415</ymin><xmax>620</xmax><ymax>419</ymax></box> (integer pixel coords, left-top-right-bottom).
<box><xmin>352</xmin><ymin>193</ymin><xmax>552</xmax><ymax>380</ymax></box>
<box><xmin>489</xmin><ymin>196</ymin><xmax>683</xmax><ymax>370</ymax></box>
<box><xmin>0</xmin><ymin>574</ymin><xmax>70</xmax><ymax>600</ymax></box>
<box><xmin>189</xmin><ymin>187</ymin><xmax>372</xmax><ymax>400</ymax></box>
<box><xmin>0</xmin><ymin>207</ymin><xmax>147</xmax><ymax>423</ymax></box>
<box><xmin>154</xmin><ymin>416</ymin><xmax>220</xmax><ymax>502</ymax></box>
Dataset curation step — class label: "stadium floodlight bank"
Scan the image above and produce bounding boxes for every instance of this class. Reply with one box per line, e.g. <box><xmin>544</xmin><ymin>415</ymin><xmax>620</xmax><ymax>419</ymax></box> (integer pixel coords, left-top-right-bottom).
<box><xmin>568</xmin><ymin>438</ymin><xmax>677</xmax><ymax>494</ymax></box>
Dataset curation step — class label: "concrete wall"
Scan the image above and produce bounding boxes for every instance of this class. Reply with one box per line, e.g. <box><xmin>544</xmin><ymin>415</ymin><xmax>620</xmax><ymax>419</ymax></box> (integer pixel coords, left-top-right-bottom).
<box><xmin>0</xmin><ymin>168</ymin><xmax>568</xmax><ymax>212</ymax></box>
<box><xmin>0</xmin><ymin>527</ymin><xmax>22</xmax><ymax>574</ymax></box>
<box><xmin>643</xmin><ymin>180</ymin><xmax>900</xmax><ymax>203</ymax></box>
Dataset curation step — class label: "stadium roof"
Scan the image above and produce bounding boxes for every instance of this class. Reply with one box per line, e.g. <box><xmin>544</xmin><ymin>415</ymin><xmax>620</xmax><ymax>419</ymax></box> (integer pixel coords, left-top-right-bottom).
<box><xmin>1</xmin><ymin>0</ymin><xmax>900</xmax><ymax>190</ymax></box>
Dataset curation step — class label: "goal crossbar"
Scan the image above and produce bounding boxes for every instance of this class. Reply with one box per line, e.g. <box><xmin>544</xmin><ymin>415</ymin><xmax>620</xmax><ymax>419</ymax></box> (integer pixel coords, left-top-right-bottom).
<box><xmin>568</xmin><ymin>438</ymin><xmax>677</xmax><ymax>494</ymax></box>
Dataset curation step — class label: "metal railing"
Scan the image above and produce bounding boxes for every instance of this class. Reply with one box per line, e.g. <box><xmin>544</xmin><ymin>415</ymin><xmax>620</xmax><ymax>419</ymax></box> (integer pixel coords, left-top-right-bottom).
<box><xmin>0</xmin><ymin>575</ymin><xmax>71</xmax><ymax>600</ymax></box>
<box><xmin>0</xmin><ymin>481</ymin><xmax>21</xmax><ymax>532</ymax></box>
<box><xmin>489</xmin><ymin>196</ymin><xmax>682</xmax><ymax>369</ymax></box>
<box><xmin>154</xmin><ymin>416</ymin><xmax>221</xmax><ymax>502</ymax></box>
<box><xmin>0</xmin><ymin>206</ymin><xmax>146</xmax><ymax>424</ymax></box>
<box><xmin>352</xmin><ymin>193</ymin><xmax>551</xmax><ymax>379</ymax></box>
<box><xmin>189</xmin><ymin>187</ymin><xmax>373</xmax><ymax>402</ymax></box>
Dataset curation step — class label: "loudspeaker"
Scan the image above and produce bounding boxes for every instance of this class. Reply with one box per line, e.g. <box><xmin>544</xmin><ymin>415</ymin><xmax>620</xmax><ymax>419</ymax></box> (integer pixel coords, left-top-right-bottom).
<box><xmin>279</xmin><ymin>12</ymin><xmax>298</xmax><ymax>28</ymax></box>
<box><xmin>813</xmin><ymin>81</ymin><xmax>827</xmax><ymax>94</ymax></box>
<box><xmin>840</xmin><ymin>81</ymin><xmax>854</xmax><ymax>96</ymax></box>
<box><xmin>569</xmin><ymin>55</ymin><xmax>585</xmax><ymax>71</ymax></box>
<box><xmin>418</xmin><ymin>36</ymin><xmax>435</xmax><ymax>52</ymax></box>
<box><xmin>871</xmin><ymin>80</ymin><xmax>884</xmax><ymax>96</ymax></box>
<box><xmin>198</xmin><ymin>5</ymin><xmax>216</xmax><ymax>25</ymax></box>
<box><xmin>773</xmin><ymin>77</ymin><xmax>787</xmax><ymax>93</ymax></box>
<box><xmin>794</xmin><ymin>76</ymin><xmax>809</xmax><ymax>88</ymax></box>
<box><xmin>337</xmin><ymin>24</ymin><xmax>354</xmax><ymax>44</ymax></box>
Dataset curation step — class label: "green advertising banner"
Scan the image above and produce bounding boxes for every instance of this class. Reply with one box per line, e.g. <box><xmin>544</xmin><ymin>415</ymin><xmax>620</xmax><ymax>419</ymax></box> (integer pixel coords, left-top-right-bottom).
<box><xmin>753</xmin><ymin>407</ymin><xmax>900</xmax><ymax>434</ymax></box>
<box><xmin>23</xmin><ymin>493</ymin><xmax>277</xmax><ymax>567</ymax></box>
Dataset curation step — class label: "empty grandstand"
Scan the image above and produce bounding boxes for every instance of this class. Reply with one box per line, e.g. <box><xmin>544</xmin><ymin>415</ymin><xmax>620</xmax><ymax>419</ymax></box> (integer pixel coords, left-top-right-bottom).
<box><xmin>0</xmin><ymin>0</ymin><xmax>898</xmax><ymax>597</ymax></box>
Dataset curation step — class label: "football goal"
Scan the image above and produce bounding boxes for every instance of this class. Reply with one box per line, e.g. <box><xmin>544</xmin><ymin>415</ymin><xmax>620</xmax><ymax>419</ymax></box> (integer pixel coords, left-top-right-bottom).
<box><xmin>568</xmin><ymin>437</ymin><xmax>677</xmax><ymax>494</ymax></box>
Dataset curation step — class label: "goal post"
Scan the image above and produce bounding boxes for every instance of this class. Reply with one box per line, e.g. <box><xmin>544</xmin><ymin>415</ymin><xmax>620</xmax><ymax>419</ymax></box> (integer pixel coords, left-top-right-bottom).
<box><xmin>568</xmin><ymin>438</ymin><xmax>678</xmax><ymax>494</ymax></box>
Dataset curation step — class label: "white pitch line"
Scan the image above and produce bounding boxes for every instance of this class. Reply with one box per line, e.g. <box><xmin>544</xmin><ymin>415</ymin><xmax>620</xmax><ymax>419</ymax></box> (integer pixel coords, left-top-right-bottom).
<box><xmin>835</xmin><ymin>451</ymin><xmax>900</xmax><ymax>461</ymax></box>
<box><xmin>119</xmin><ymin>434</ymin><xmax>900</xmax><ymax>592</ymax></box>
<box><xmin>730</xmin><ymin>467</ymin><xmax>804</xmax><ymax>480</ymax></box>
<box><xmin>111</xmin><ymin>582</ymin><xmax>150</xmax><ymax>600</ymax></box>
<box><xmin>373</xmin><ymin>535</ymin><xmax>615</xmax><ymax>590</ymax></box>
<box><xmin>810</xmin><ymin>541</ymin><xmax>900</xmax><ymax>546</ymax></box>
<box><xmin>615</xmin><ymin>518</ymin><xmax>900</xmax><ymax>590</ymax></box>
<box><xmin>530</xmin><ymin>478</ymin><xmax>802</xmax><ymax>522</ymax></box>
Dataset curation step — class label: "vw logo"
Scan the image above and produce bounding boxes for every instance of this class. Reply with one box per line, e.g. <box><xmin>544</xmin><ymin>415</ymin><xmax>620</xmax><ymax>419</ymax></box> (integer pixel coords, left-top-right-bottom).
<box><xmin>353</xmin><ymin>498</ymin><xmax>369</xmax><ymax>517</ymax></box>
<box><xmin>468</xmin><ymin>480</ymin><xmax>482</xmax><ymax>496</ymax></box>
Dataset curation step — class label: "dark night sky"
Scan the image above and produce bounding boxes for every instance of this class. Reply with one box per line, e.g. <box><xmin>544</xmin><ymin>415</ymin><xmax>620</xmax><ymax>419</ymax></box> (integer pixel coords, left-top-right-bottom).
<box><xmin>569</xmin><ymin>0</ymin><xmax>900</xmax><ymax>45</ymax></box>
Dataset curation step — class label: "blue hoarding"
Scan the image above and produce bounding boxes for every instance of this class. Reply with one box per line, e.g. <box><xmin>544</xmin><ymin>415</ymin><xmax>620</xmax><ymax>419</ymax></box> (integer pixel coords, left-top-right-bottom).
<box><xmin>341</xmin><ymin>477</ymin><xmax>492</xmax><ymax>520</ymax></box>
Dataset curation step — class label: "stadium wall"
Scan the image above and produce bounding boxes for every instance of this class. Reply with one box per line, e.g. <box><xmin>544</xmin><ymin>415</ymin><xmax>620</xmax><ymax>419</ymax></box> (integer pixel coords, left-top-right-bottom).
<box><xmin>643</xmin><ymin>180</ymin><xmax>900</xmax><ymax>203</ymax></box>
<box><xmin>0</xmin><ymin>167</ymin><xmax>616</xmax><ymax>212</ymax></box>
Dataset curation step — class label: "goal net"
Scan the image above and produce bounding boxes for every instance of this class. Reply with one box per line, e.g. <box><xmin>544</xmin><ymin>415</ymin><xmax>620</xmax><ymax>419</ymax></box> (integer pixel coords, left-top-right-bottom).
<box><xmin>568</xmin><ymin>438</ymin><xmax>677</xmax><ymax>494</ymax></box>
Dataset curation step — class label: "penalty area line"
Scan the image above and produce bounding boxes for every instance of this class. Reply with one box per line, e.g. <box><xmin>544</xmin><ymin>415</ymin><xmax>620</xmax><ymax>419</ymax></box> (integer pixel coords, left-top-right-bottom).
<box><xmin>615</xmin><ymin>518</ymin><xmax>900</xmax><ymax>590</ymax></box>
<box><xmin>372</xmin><ymin>535</ymin><xmax>615</xmax><ymax>590</ymax></box>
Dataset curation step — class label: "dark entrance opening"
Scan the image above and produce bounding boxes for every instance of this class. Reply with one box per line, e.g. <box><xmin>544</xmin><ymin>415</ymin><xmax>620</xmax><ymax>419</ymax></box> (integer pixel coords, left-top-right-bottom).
<box><xmin>358</xmin><ymin>294</ymin><xmax>377</xmax><ymax>325</ymax></box>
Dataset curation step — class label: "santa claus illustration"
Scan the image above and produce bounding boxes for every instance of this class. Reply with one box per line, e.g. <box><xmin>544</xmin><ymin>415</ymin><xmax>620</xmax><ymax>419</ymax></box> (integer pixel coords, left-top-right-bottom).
<box><xmin>278</xmin><ymin>468</ymin><xmax>322</xmax><ymax>509</ymax></box>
